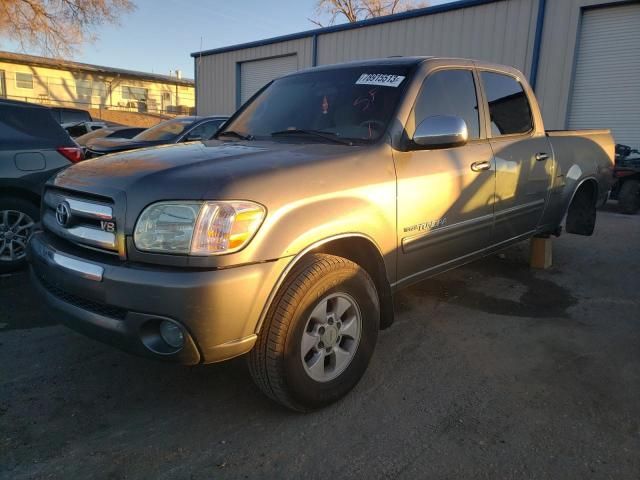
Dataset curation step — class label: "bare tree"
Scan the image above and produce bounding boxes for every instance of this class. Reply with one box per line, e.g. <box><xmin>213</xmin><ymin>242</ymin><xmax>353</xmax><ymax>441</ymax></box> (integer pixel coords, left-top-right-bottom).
<box><xmin>310</xmin><ymin>0</ymin><xmax>429</xmax><ymax>27</ymax></box>
<box><xmin>0</xmin><ymin>0</ymin><xmax>135</xmax><ymax>57</ymax></box>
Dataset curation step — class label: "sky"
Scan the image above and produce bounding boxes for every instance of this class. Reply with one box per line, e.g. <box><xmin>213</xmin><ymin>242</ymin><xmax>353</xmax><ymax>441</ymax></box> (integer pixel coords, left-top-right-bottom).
<box><xmin>2</xmin><ymin>0</ymin><xmax>454</xmax><ymax>79</ymax></box>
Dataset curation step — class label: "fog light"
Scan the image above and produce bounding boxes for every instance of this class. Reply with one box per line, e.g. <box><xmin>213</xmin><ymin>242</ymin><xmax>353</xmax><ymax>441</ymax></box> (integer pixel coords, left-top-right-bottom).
<box><xmin>159</xmin><ymin>320</ymin><xmax>185</xmax><ymax>349</ymax></box>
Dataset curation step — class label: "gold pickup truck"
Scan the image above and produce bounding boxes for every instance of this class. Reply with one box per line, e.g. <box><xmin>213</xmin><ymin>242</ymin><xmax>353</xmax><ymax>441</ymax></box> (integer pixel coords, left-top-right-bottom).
<box><xmin>28</xmin><ymin>57</ymin><xmax>614</xmax><ymax>411</ymax></box>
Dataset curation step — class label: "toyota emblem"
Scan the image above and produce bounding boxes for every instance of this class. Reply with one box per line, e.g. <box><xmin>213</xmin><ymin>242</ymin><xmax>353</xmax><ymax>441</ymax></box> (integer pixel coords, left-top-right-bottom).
<box><xmin>55</xmin><ymin>202</ymin><xmax>71</xmax><ymax>227</ymax></box>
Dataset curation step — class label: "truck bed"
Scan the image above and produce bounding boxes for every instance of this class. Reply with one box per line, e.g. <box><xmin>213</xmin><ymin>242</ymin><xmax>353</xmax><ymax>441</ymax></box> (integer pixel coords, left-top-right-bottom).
<box><xmin>543</xmin><ymin>128</ymin><xmax>615</xmax><ymax>213</ymax></box>
<box><xmin>546</xmin><ymin>129</ymin><xmax>611</xmax><ymax>137</ymax></box>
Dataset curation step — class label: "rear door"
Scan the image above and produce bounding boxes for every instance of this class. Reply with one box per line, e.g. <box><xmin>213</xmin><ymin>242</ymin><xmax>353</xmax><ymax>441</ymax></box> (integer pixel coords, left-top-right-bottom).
<box><xmin>395</xmin><ymin>66</ymin><xmax>495</xmax><ymax>284</ymax></box>
<box><xmin>479</xmin><ymin>70</ymin><xmax>554</xmax><ymax>243</ymax></box>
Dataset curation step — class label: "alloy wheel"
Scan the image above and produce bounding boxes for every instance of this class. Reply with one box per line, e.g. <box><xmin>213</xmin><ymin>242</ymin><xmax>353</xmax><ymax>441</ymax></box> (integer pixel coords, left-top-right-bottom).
<box><xmin>300</xmin><ymin>292</ymin><xmax>362</xmax><ymax>382</ymax></box>
<box><xmin>0</xmin><ymin>210</ymin><xmax>35</xmax><ymax>263</ymax></box>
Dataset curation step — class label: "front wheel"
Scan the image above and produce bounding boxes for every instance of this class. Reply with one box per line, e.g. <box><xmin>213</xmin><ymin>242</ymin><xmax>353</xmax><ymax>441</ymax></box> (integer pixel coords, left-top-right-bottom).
<box><xmin>248</xmin><ymin>254</ymin><xmax>380</xmax><ymax>411</ymax></box>
<box><xmin>0</xmin><ymin>198</ymin><xmax>39</xmax><ymax>274</ymax></box>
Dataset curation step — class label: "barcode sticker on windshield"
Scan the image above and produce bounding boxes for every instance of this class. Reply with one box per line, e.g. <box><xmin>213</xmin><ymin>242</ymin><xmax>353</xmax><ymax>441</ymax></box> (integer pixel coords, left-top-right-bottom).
<box><xmin>356</xmin><ymin>73</ymin><xmax>405</xmax><ymax>87</ymax></box>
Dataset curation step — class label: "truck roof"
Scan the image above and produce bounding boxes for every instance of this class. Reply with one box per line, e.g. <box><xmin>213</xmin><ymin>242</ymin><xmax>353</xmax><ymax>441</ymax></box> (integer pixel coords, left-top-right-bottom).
<box><xmin>286</xmin><ymin>56</ymin><xmax>524</xmax><ymax>79</ymax></box>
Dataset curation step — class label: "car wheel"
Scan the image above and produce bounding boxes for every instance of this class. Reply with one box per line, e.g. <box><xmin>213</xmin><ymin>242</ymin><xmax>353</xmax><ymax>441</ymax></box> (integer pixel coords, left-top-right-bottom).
<box><xmin>618</xmin><ymin>179</ymin><xmax>640</xmax><ymax>215</ymax></box>
<box><xmin>0</xmin><ymin>198</ymin><xmax>39</xmax><ymax>274</ymax></box>
<box><xmin>248</xmin><ymin>253</ymin><xmax>380</xmax><ymax>412</ymax></box>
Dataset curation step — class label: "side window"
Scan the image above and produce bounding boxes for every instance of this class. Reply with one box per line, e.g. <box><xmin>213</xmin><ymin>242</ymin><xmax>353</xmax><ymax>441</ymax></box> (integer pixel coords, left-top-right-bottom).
<box><xmin>185</xmin><ymin>121</ymin><xmax>222</xmax><ymax>141</ymax></box>
<box><xmin>480</xmin><ymin>72</ymin><xmax>533</xmax><ymax>136</ymax></box>
<box><xmin>412</xmin><ymin>69</ymin><xmax>480</xmax><ymax>140</ymax></box>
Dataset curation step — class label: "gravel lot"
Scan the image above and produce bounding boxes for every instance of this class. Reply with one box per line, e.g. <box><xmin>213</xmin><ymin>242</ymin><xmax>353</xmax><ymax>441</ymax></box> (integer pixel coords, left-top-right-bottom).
<box><xmin>1</xmin><ymin>204</ymin><xmax>639</xmax><ymax>479</ymax></box>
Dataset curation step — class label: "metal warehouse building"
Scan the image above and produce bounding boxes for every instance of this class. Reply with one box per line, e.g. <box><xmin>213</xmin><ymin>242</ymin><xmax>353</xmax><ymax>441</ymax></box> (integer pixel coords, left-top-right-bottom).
<box><xmin>192</xmin><ymin>0</ymin><xmax>640</xmax><ymax>148</ymax></box>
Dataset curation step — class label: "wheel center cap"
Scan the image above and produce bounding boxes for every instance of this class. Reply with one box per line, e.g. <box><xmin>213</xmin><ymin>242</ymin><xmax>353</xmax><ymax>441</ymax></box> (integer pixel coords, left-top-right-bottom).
<box><xmin>322</xmin><ymin>325</ymin><xmax>339</xmax><ymax>346</ymax></box>
<box><xmin>5</xmin><ymin>231</ymin><xmax>14</xmax><ymax>240</ymax></box>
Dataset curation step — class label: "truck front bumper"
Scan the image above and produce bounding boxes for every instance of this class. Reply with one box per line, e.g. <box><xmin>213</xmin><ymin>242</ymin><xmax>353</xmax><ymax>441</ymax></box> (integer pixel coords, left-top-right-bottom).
<box><xmin>28</xmin><ymin>231</ymin><xmax>289</xmax><ymax>365</ymax></box>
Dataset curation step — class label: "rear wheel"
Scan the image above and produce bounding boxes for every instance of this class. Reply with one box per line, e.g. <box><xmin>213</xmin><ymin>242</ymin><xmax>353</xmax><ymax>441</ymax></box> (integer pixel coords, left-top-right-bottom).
<box><xmin>248</xmin><ymin>254</ymin><xmax>380</xmax><ymax>411</ymax></box>
<box><xmin>618</xmin><ymin>179</ymin><xmax>640</xmax><ymax>215</ymax></box>
<box><xmin>0</xmin><ymin>198</ymin><xmax>39</xmax><ymax>274</ymax></box>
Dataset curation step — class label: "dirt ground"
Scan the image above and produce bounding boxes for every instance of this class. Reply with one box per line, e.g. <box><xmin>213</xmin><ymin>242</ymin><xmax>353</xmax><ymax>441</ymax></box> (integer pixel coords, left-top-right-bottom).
<box><xmin>1</xmin><ymin>204</ymin><xmax>639</xmax><ymax>479</ymax></box>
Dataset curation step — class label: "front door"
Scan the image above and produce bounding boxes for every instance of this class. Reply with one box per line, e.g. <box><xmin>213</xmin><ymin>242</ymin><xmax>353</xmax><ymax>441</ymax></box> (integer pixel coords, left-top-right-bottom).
<box><xmin>479</xmin><ymin>71</ymin><xmax>554</xmax><ymax>242</ymax></box>
<box><xmin>395</xmin><ymin>68</ymin><xmax>495</xmax><ymax>286</ymax></box>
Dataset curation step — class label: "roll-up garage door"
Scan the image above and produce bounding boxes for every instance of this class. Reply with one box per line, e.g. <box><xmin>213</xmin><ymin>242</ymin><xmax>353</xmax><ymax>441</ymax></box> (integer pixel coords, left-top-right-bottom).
<box><xmin>239</xmin><ymin>55</ymin><xmax>298</xmax><ymax>105</ymax></box>
<box><xmin>567</xmin><ymin>3</ymin><xmax>640</xmax><ymax>149</ymax></box>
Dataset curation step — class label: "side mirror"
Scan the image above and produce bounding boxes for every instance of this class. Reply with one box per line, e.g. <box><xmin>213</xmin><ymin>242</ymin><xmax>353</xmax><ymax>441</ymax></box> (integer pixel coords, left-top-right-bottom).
<box><xmin>412</xmin><ymin>115</ymin><xmax>468</xmax><ymax>149</ymax></box>
<box><xmin>183</xmin><ymin>135</ymin><xmax>202</xmax><ymax>142</ymax></box>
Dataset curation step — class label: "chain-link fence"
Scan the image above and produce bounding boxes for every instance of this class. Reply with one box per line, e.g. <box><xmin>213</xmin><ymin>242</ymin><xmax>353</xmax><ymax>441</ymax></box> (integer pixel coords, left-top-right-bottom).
<box><xmin>0</xmin><ymin>68</ymin><xmax>195</xmax><ymax>115</ymax></box>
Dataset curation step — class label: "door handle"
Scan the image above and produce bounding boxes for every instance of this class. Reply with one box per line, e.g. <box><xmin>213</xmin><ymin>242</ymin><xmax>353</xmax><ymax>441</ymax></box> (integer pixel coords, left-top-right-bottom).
<box><xmin>470</xmin><ymin>160</ymin><xmax>491</xmax><ymax>172</ymax></box>
<box><xmin>535</xmin><ymin>152</ymin><xmax>550</xmax><ymax>161</ymax></box>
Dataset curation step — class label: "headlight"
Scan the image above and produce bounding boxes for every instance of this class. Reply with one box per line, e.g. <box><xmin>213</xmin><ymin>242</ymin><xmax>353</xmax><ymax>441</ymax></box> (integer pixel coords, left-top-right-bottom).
<box><xmin>134</xmin><ymin>201</ymin><xmax>265</xmax><ymax>255</ymax></box>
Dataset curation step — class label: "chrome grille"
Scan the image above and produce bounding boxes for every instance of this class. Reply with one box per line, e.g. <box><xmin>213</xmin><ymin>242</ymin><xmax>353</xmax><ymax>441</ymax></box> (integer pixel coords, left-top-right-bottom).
<box><xmin>43</xmin><ymin>189</ymin><xmax>121</xmax><ymax>256</ymax></box>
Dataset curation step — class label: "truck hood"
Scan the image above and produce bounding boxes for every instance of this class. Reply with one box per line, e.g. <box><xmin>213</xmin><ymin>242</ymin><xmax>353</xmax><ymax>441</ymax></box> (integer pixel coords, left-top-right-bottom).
<box><xmin>51</xmin><ymin>140</ymin><xmax>362</xmax><ymax>220</ymax></box>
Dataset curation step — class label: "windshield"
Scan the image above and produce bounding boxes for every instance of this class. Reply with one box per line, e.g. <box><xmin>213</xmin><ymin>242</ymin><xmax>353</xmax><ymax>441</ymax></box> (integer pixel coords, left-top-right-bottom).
<box><xmin>134</xmin><ymin>118</ymin><xmax>194</xmax><ymax>141</ymax></box>
<box><xmin>219</xmin><ymin>66</ymin><xmax>412</xmax><ymax>143</ymax></box>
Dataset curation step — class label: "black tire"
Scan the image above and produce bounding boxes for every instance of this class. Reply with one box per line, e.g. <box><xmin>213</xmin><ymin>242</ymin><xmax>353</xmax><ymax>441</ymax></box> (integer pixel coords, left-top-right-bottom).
<box><xmin>618</xmin><ymin>179</ymin><xmax>640</xmax><ymax>215</ymax></box>
<box><xmin>248</xmin><ymin>253</ymin><xmax>380</xmax><ymax>412</ymax></box>
<box><xmin>0</xmin><ymin>197</ymin><xmax>39</xmax><ymax>274</ymax></box>
<box><xmin>566</xmin><ymin>186</ymin><xmax>596</xmax><ymax>236</ymax></box>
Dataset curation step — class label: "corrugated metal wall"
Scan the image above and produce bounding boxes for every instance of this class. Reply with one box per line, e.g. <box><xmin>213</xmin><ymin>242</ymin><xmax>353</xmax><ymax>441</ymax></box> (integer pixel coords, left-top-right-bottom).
<box><xmin>195</xmin><ymin>0</ymin><xmax>627</xmax><ymax>128</ymax></box>
<box><xmin>316</xmin><ymin>0</ymin><xmax>538</xmax><ymax>75</ymax></box>
<box><xmin>196</xmin><ymin>0</ymin><xmax>539</xmax><ymax>116</ymax></box>
<box><xmin>195</xmin><ymin>37</ymin><xmax>313</xmax><ymax>114</ymax></box>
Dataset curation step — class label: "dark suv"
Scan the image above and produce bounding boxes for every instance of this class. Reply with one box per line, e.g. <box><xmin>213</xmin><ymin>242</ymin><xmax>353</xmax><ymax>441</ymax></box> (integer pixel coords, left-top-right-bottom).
<box><xmin>0</xmin><ymin>99</ymin><xmax>84</xmax><ymax>273</ymax></box>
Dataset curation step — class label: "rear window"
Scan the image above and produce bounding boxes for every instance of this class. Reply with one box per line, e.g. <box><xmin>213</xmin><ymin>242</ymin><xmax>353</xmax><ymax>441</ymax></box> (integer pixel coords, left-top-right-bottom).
<box><xmin>0</xmin><ymin>104</ymin><xmax>73</xmax><ymax>150</ymax></box>
<box><xmin>481</xmin><ymin>72</ymin><xmax>533</xmax><ymax>136</ymax></box>
<box><xmin>111</xmin><ymin>128</ymin><xmax>144</xmax><ymax>139</ymax></box>
<box><xmin>60</xmin><ymin>109</ymin><xmax>92</xmax><ymax>124</ymax></box>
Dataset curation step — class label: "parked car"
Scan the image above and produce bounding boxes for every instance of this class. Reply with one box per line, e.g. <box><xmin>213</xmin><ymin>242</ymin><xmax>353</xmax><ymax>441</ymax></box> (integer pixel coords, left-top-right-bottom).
<box><xmin>28</xmin><ymin>58</ymin><xmax>614</xmax><ymax>410</ymax></box>
<box><xmin>63</xmin><ymin>121</ymin><xmax>109</xmax><ymax>138</ymax></box>
<box><xmin>0</xmin><ymin>99</ymin><xmax>83</xmax><ymax>273</ymax></box>
<box><xmin>46</xmin><ymin>107</ymin><xmax>109</xmax><ymax>138</ymax></box>
<box><xmin>83</xmin><ymin>116</ymin><xmax>228</xmax><ymax>158</ymax></box>
<box><xmin>48</xmin><ymin>106</ymin><xmax>93</xmax><ymax>124</ymax></box>
<box><xmin>611</xmin><ymin>143</ymin><xmax>640</xmax><ymax>214</ymax></box>
<box><xmin>75</xmin><ymin>126</ymin><xmax>147</xmax><ymax>147</ymax></box>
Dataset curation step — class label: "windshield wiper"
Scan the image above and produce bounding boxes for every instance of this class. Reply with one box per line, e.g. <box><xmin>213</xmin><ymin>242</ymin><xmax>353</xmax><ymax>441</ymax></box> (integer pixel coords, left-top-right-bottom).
<box><xmin>270</xmin><ymin>129</ymin><xmax>353</xmax><ymax>146</ymax></box>
<box><xmin>217</xmin><ymin>130</ymin><xmax>253</xmax><ymax>140</ymax></box>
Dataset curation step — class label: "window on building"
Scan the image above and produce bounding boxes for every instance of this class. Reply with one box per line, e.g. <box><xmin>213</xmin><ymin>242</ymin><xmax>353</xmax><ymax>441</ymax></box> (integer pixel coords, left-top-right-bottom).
<box><xmin>0</xmin><ymin>70</ymin><xmax>6</xmax><ymax>98</ymax></box>
<box><xmin>15</xmin><ymin>72</ymin><xmax>33</xmax><ymax>89</ymax></box>
<box><xmin>93</xmin><ymin>81</ymin><xmax>107</xmax><ymax>97</ymax></box>
<box><xmin>75</xmin><ymin>79</ymin><xmax>92</xmax><ymax>97</ymax></box>
<box><xmin>122</xmin><ymin>86</ymin><xmax>148</xmax><ymax>101</ymax></box>
<box><xmin>75</xmin><ymin>78</ymin><xmax>107</xmax><ymax>98</ymax></box>
<box><xmin>412</xmin><ymin>69</ymin><xmax>480</xmax><ymax>140</ymax></box>
<box><xmin>481</xmin><ymin>72</ymin><xmax>533</xmax><ymax>136</ymax></box>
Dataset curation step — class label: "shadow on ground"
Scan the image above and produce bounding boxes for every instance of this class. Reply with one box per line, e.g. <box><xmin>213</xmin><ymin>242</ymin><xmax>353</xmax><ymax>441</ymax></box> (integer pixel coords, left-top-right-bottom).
<box><xmin>1</xmin><ymin>207</ymin><xmax>639</xmax><ymax>479</ymax></box>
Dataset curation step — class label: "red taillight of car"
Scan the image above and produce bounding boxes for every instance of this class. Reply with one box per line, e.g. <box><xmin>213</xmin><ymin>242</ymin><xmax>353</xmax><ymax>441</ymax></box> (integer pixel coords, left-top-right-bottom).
<box><xmin>614</xmin><ymin>169</ymin><xmax>635</xmax><ymax>178</ymax></box>
<box><xmin>57</xmin><ymin>146</ymin><xmax>85</xmax><ymax>163</ymax></box>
